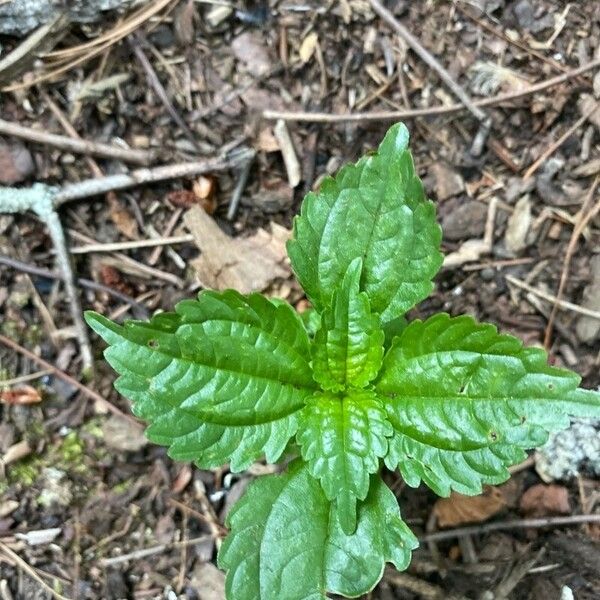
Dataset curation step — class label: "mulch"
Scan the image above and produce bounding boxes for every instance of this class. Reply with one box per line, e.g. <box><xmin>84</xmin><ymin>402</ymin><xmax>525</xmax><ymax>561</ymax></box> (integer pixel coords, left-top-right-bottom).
<box><xmin>0</xmin><ymin>1</ymin><xmax>599</xmax><ymax>598</ymax></box>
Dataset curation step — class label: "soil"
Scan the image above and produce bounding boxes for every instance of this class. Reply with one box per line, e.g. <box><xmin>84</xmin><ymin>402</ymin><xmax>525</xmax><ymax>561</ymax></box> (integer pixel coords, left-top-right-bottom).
<box><xmin>0</xmin><ymin>1</ymin><xmax>599</xmax><ymax>599</ymax></box>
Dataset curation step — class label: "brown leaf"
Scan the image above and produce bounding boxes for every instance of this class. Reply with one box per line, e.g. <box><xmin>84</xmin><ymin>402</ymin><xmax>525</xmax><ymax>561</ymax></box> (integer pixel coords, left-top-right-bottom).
<box><xmin>0</xmin><ymin>385</ymin><xmax>42</xmax><ymax>405</ymax></box>
<box><xmin>183</xmin><ymin>206</ymin><xmax>290</xmax><ymax>293</ymax></box>
<box><xmin>433</xmin><ymin>486</ymin><xmax>507</xmax><ymax>528</ymax></box>
<box><xmin>166</xmin><ymin>189</ymin><xmax>197</xmax><ymax>208</ymax></box>
<box><xmin>99</xmin><ymin>264</ymin><xmax>134</xmax><ymax>296</ymax></box>
<box><xmin>108</xmin><ymin>194</ymin><xmax>138</xmax><ymax>240</ymax></box>
<box><xmin>519</xmin><ymin>484</ymin><xmax>571</xmax><ymax>517</ymax></box>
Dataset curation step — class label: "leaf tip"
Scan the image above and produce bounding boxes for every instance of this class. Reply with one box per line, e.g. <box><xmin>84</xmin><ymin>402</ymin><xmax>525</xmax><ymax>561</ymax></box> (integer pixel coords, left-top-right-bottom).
<box><xmin>84</xmin><ymin>311</ymin><xmax>124</xmax><ymax>345</ymax></box>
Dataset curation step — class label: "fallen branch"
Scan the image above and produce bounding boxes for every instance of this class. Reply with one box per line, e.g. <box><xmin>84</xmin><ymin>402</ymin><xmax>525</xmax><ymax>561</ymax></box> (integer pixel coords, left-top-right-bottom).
<box><xmin>0</xmin><ymin>184</ymin><xmax>93</xmax><ymax>372</ymax></box>
<box><xmin>420</xmin><ymin>514</ymin><xmax>600</xmax><ymax>543</ymax></box>
<box><xmin>369</xmin><ymin>0</ymin><xmax>490</xmax><ymax>155</ymax></box>
<box><xmin>55</xmin><ymin>149</ymin><xmax>255</xmax><ymax>205</ymax></box>
<box><xmin>0</xmin><ymin>150</ymin><xmax>252</xmax><ymax>370</ymax></box>
<box><xmin>0</xmin><ymin>118</ymin><xmax>154</xmax><ymax>165</ymax></box>
<box><xmin>263</xmin><ymin>58</ymin><xmax>600</xmax><ymax>123</ymax></box>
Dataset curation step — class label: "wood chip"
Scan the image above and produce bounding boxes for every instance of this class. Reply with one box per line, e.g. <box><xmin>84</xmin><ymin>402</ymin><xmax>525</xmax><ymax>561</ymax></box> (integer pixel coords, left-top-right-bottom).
<box><xmin>15</xmin><ymin>527</ymin><xmax>62</xmax><ymax>546</ymax></box>
<box><xmin>232</xmin><ymin>32</ymin><xmax>272</xmax><ymax>77</ymax></box>
<box><xmin>0</xmin><ymin>385</ymin><xmax>42</xmax><ymax>405</ymax></box>
<box><xmin>0</xmin><ymin>138</ymin><xmax>34</xmax><ymax>184</ymax></box>
<box><xmin>430</xmin><ymin>162</ymin><xmax>464</xmax><ymax>201</ymax></box>
<box><xmin>299</xmin><ymin>32</ymin><xmax>319</xmax><ymax>63</ymax></box>
<box><xmin>274</xmin><ymin>119</ymin><xmax>301</xmax><ymax>188</ymax></box>
<box><xmin>505</xmin><ymin>195</ymin><xmax>532</xmax><ymax>254</ymax></box>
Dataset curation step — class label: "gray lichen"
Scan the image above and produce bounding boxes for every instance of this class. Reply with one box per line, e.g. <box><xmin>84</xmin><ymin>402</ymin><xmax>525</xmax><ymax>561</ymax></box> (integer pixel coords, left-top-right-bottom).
<box><xmin>0</xmin><ymin>0</ymin><xmax>135</xmax><ymax>36</ymax></box>
<box><xmin>535</xmin><ymin>419</ymin><xmax>600</xmax><ymax>481</ymax></box>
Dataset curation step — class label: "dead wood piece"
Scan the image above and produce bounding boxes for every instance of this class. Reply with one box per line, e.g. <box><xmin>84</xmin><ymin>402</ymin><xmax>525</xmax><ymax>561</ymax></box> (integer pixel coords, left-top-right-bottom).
<box><xmin>421</xmin><ymin>514</ymin><xmax>600</xmax><ymax>543</ymax></box>
<box><xmin>274</xmin><ymin>120</ymin><xmax>301</xmax><ymax>187</ymax></box>
<box><xmin>0</xmin><ymin>184</ymin><xmax>93</xmax><ymax>372</ymax></box>
<box><xmin>544</xmin><ymin>177</ymin><xmax>600</xmax><ymax>348</ymax></box>
<box><xmin>0</xmin><ymin>118</ymin><xmax>154</xmax><ymax>165</ymax></box>
<box><xmin>227</xmin><ymin>151</ymin><xmax>255</xmax><ymax>220</ymax></box>
<box><xmin>55</xmin><ymin>149</ymin><xmax>255</xmax><ymax>205</ymax></box>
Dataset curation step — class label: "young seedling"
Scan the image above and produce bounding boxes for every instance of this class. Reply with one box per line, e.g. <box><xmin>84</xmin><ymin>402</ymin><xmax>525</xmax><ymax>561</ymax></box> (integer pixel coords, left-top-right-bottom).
<box><xmin>86</xmin><ymin>124</ymin><xmax>600</xmax><ymax>599</ymax></box>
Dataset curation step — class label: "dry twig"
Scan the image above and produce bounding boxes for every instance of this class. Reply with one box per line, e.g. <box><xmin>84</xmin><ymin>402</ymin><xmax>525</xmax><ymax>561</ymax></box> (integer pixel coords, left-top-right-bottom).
<box><xmin>99</xmin><ymin>535</ymin><xmax>213</xmax><ymax>567</ymax></box>
<box><xmin>0</xmin><ymin>254</ymin><xmax>148</xmax><ymax>317</ymax></box>
<box><xmin>0</xmin><ymin>333</ymin><xmax>141</xmax><ymax>426</ymax></box>
<box><xmin>369</xmin><ymin>0</ymin><xmax>491</xmax><ymax>155</ymax></box>
<box><xmin>0</xmin><ymin>542</ymin><xmax>71</xmax><ymax>600</ymax></box>
<box><xmin>55</xmin><ymin>150</ymin><xmax>255</xmax><ymax>205</ymax></box>
<box><xmin>544</xmin><ymin>177</ymin><xmax>600</xmax><ymax>347</ymax></box>
<box><xmin>523</xmin><ymin>102</ymin><xmax>599</xmax><ymax>180</ymax></box>
<box><xmin>2</xmin><ymin>0</ymin><xmax>174</xmax><ymax>92</ymax></box>
<box><xmin>420</xmin><ymin>514</ymin><xmax>600</xmax><ymax>543</ymax></box>
<box><xmin>0</xmin><ymin>118</ymin><xmax>154</xmax><ymax>165</ymax></box>
<box><xmin>263</xmin><ymin>58</ymin><xmax>600</xmax><ymax>122</ymax></box>
<box><xmin>506</xmin><ymin>275</ymin><xmax>600</xmax><ymax>321</ymax></box>
<box><xmin>129</xmin><ymin>33</ymin><xmax>201</xmax><ymax>152</ymax></box>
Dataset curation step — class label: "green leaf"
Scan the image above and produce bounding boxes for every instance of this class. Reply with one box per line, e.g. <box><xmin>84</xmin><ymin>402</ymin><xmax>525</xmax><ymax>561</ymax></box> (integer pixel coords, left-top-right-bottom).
<box><xmin>287</xmin><ymin>123</ymin><xmax>442</xmax><ymax>324</ymax></box>
<box><xmin>311</xmin><ymin>257</ymin><xmax>384</xmax><ymax>391</ymax></box>
<box><xmin>218</xmin><ymin>461</ymin><xmax>418</xmax><ymax>600</ymax></box>
<box><xmin>375</xmin><ymin>313</ymin><xmax>600</xmax><ymax>497</ymax></box>
<box><xmin>296</xmin><ymin>390</ymin><xmax>392</xmax><ymax>534</ymax></box>
<box><xmin>300</xmin><ymin>307</ymin><xmax>321</xmax><ymax>339</ymax></box>
<box><xmin>85</xmin><ymin>291</ymin><xmax>317</xmax><ymax>471</ymax></box>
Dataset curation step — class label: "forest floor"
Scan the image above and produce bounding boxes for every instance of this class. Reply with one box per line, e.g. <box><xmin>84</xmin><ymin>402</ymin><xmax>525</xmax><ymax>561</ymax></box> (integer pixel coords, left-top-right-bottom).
<box><xmin>0</xmin><ymin>1</ymin><xmax>599</xmax><ymax>598</ymax></box>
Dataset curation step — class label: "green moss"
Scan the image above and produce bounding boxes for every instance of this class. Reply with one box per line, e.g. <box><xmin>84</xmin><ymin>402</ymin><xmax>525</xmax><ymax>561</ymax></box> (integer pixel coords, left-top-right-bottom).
<box><xmin>8</xmin><ymin>456</ymin><xmax>42</xmax><ymax>486</ymax></box>
<box><xmin>82</xmin><ymin>416</ymin><xmax>104</xmax><ymax>439</ymax></box>
<box><xmin>57</xmin><ymin>431</ymin><xmax>86</xmax><ymax>473</ymax></box>
<box><xmin>112</xmin><ymin>478</ymin><xmax>133</xmax><ymax>494</ymax></box>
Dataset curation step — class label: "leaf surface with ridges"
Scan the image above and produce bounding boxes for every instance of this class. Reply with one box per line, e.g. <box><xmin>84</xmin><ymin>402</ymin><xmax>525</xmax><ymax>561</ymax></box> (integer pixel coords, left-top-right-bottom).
<box><xmin>287</xmin><ymin>123</ymin><xmax>442</xmax><ymax>324</ymax></box>
<box><xmin>85</xmin><ymin>291</ymin><xmax>317</xmax><ymax>471</ymax></box>
<box><xmin>218</xmin><ymin>461</ymin><xmax>418</xmax><ymax>599</ymax></box>
<box><xmin>375</xmin><ymin>313</ymin><xmax>600</xmax><ymax>496</ymax></box>
<box><xmin>311</xmin><ymin>257</ymin><xmax>384</xmax><ymax>391</ymax></box>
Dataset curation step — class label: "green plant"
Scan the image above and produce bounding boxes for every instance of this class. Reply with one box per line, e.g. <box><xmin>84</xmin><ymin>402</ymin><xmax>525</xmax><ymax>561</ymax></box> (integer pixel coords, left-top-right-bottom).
<box><xmin>85</xmin><ymin>124</ymin><xmax>600</xmax><ymax>599</ymax></box>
